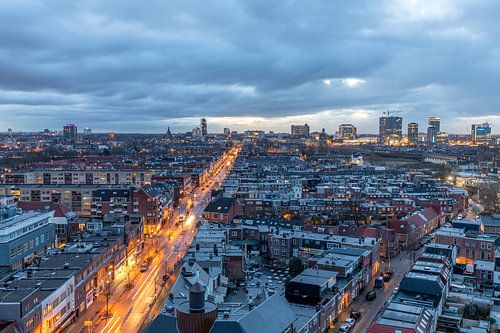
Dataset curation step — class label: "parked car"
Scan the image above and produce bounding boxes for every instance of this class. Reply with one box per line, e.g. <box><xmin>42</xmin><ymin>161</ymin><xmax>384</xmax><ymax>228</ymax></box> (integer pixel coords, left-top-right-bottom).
<box><xmin>375</xmin><ymin>276</ymin><xmax>384</xmax><ymax>288</ymax></box>
<box><xmin>339</xmin><ymin>324</ymin><xmax>351</xmax><ymax>332</ymax></box>
<box><xmin>344</xmin><ymin>317</ymin><xmax>356</xmax><ymax>328</ymax></box>
<box><xmin>383</xmin><ymin>269</ymin><xmax>394</xmax><ymax>276</ymax></box>
<box><xmin>366</xmin><ymin>290</ymin><xmax>377</xmax><ymax>301</ymax></box>
<box><xmin>140</xmin><ymin>263</ymin><xmax>148</xmax><ymax>272</ymax></box>
<box><xmin>383</xmin><ymin>274</ymin><xmax>391</xmax><ymax>282</ymax></box>
<box><xmin>350</xmin><ymin>311</ymin><xmax>361</xmax><ymax>320</ymax></box>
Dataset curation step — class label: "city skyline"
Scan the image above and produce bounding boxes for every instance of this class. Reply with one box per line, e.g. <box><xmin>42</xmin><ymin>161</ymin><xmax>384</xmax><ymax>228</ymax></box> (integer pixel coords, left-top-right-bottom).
<box><xmin>3</xmin><ymin>116</ymin><xmax>496</xmax><ymax>136</ymax></box>
<box><xmin>0</xmin><ymin>1</ymin><xmax>499</xmax><ymax>133</ymax></box>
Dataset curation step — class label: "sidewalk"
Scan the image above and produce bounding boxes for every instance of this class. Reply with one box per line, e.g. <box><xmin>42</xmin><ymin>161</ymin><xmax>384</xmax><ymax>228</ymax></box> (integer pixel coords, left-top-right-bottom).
<box><xmin>137</xmin><ymin>269</ymin><xmax>181</xmax><ymax>331</ymax></box>
<box><xmin>65</xmin><ymin>254</ymin><xmax>146</xmax><ymax>333</ymax></box>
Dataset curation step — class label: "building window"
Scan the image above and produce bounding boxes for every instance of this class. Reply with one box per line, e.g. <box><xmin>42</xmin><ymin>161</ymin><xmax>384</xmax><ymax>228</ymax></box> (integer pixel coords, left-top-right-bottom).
<box><xmin>56</xmin><ymin>224</ymin><xmax>66</xmax><ymax>235</ymax></box>
<box><xmin>273</xmin><ymin>248</ymin><xmax>279</xmax><ymax>256</ymax></box>
<box><xmin>231</xmin><ymin>231</ymin><xmax>237</xmax><ymax>237</ymax></box>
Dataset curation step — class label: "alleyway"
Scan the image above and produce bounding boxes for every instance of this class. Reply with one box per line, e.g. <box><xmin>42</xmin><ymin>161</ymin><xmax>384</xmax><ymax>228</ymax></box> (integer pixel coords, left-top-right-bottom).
<box><xmin>330</xmin><ymin>248</ymin><xmax>423</xmax><ymax>333</ymax></box>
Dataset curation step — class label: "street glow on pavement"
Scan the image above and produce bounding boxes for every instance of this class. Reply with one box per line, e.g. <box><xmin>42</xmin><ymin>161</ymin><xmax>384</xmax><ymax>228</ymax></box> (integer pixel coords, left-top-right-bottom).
<box><xmin>101</xmin><ymin>316</ymin><xmax>121</xmax><ymax>333</ymax></box>
<box><xmin>185</xmin><ymin>214</ymin><xmax>195</xmax><ymax>226</ymax></box>
<box><xmin>132</xmin><ymin>262</ymin><xmax>161</xmax><ymax>300</ymax></box>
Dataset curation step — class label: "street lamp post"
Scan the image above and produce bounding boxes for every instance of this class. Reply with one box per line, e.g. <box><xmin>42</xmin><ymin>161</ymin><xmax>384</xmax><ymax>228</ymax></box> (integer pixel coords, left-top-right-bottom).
<box><xmin>105</xmin><ymin>279</ymin><xmax>111</xmax><ymax>318</ymax></box>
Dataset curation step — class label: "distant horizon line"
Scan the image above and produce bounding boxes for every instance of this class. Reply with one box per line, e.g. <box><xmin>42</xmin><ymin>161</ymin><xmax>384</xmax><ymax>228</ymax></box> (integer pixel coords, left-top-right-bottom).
<box><xmin>1</xmin><ymin>130</ymin><xmax>492</xmax><ymax>136</ymax></box>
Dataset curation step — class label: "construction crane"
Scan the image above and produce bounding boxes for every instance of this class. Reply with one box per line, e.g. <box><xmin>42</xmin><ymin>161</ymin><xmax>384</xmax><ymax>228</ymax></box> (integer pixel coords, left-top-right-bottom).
<box><xmin>383</xmin><ymin>109</ymin><xmax>402</xmax><ymax>117</ymax></box>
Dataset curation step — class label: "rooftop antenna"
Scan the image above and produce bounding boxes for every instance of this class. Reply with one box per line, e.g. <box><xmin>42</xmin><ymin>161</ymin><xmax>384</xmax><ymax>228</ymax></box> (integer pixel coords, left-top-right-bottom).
<box><xmin>383</xmin><ymin>109</ymin><xmax>403</xmax><ymax>117</ymax></box>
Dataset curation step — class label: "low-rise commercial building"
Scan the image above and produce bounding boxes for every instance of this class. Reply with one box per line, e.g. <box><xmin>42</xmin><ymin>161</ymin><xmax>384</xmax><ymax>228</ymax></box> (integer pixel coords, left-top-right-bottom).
<box><xmin>0</xmin><ymin>211</ymin><xmax>56</xmax><ymax>270</ymax></box>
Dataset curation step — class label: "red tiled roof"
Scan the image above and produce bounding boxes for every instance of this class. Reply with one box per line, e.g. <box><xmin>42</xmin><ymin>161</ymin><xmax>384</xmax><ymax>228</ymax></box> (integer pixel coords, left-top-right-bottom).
<box><xmin>17</xmin><ymin>201</ymin><xmax>70</xmax><ymax>217</ymax></box>
<box><xmin>336</xmin><ymin>225</ymin><xmax>381</xmax><ymax>238</ymax></box>
<box><xmin>404</xmin><ymin>207</ymin><xmax>440</xmax><ymax>227</ymax></box>
<box><xmin>359</xmin><ymin>228</ymin><xmax>380</xmax><ymax>238</ymax></box>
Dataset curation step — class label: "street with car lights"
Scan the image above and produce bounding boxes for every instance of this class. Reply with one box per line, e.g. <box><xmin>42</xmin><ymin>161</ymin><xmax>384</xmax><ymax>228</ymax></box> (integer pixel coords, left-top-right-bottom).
<box><xmin>64</xmin><ymin>146</ymin><xmax>239</xmax><ymax>333</ymax></box>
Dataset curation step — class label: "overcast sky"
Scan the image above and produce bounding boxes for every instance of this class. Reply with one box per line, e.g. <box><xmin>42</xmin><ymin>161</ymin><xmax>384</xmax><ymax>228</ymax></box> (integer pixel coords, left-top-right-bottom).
<box><xmin>0</xmin><ymin>0</ymin><xmax>499</xmax><ymax>134</ymax></box>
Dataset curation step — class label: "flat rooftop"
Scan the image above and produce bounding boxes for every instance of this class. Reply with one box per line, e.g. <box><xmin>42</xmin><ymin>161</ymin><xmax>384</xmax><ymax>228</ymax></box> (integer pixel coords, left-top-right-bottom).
<box><xmin>316</xmin><ymin>253</ymin><xmax>359</xmax><ymax>268</ymax></box>
<box><xmin>376</xmin><ymin>302</ymin><xmax>431</xmax><ymax>330</ymax></box>
<box><xmin>290</xmin><ymin>268</ymin><xmax>336</xmax><ymax>288</ymax></box>
<box><xmin>0</xmin><ymin>211</ymin><xmax>49</xmax><ymax>231</ymax></box>
<box><xmin>37</xmin><ymin>252</ymin><xmax>94</xmax><ymax>270</ymax></box>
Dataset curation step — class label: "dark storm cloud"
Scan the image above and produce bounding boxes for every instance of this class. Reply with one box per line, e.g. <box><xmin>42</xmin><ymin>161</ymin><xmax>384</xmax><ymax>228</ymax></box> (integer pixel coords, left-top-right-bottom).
<box><xmin>0</xmin><ymin>0</ymin><xmax>499</xmax><ymax>133</ymax></box>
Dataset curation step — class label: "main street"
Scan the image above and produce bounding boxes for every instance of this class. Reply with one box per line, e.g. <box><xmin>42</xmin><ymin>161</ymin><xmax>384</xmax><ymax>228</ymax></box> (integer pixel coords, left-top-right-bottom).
<box><xmin>64</xmin><ymin>146</ymin><xmax>239</xmax><ymax>333</ymax></box>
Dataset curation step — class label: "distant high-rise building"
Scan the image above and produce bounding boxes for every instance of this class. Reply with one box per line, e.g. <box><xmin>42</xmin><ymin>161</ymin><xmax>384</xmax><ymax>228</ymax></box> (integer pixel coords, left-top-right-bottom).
<box><xmin>426</xmin><ymin>117</ymin><xmax>440</xmax><ymax>143</ymax></box>
<box><xmin>84</xmin><ymin>127</ymin><xmax>92</xmax><ymax>135</ymax></box>
<box><xmin>427</xmin><ymin>126</ymin><xmax>437</xmax><ymax>144</ymax></box>
<box><xmin>339</xmin><ymin>124</ymin><xmax>357</xmax><ymax>139</ymax></box>
<box><xmin>319</xmin><ymin>128</ymin><xmax>327</xmax><ymax>141</ymax></box>
<box><xmin>108</xmin><ymin>132</ymin><xmax>115</xmax><ymax>141</ymax></box>
<box><xmin>7</xmin><ymin>128</ymin><xmax>12</xmax><ymax>137</ymax></box>
<box><xmin>437</xmin><ymin>132</ymin><xmax>449</xmax><ymax>144</ymax></box>
<box><xmin>223</xmin><ymin>128</ymin><xmax>231</xmax><ymax>137</ymax></box>
<box><xmin>192</xmin><ymin>127</ymin><xmax>202</xmax><ymax>138</ymax></box>
<box><xmin>200</xmin><ymin>118</ymin><xmax>208</xmax><ymax>136</ymax></box>
<box><xmin>63</xmin><ymin>124</ymin><xmax>78</xmax><ymax>144</ymax></box>
<box><xmin>291</xmin><ymin>124</ymin><xmax>310</xmax><ymax>137</ymax></box>
<box><xmin>407</xmin><ymin>123</ymin><xmax>418</xmax><ymax>143</ymax></box>
<box><xmin>428</xmin><ymin>117</ymin><xmax>441</xmax><ymax>132</ymax></box>
<box><xmin>471</xmin><ymin>123</ymin><xmax>492</xmax><ymax>144</ymax></box>
<box><xmin>166</xmin><ymin>127</ymin><xmax>172</xmax><ymax>138</ymax></box>
<box><xmin>379</xmin><ymin>116</ymin><xmax>402</xmax><ymax>144</ymax></box>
